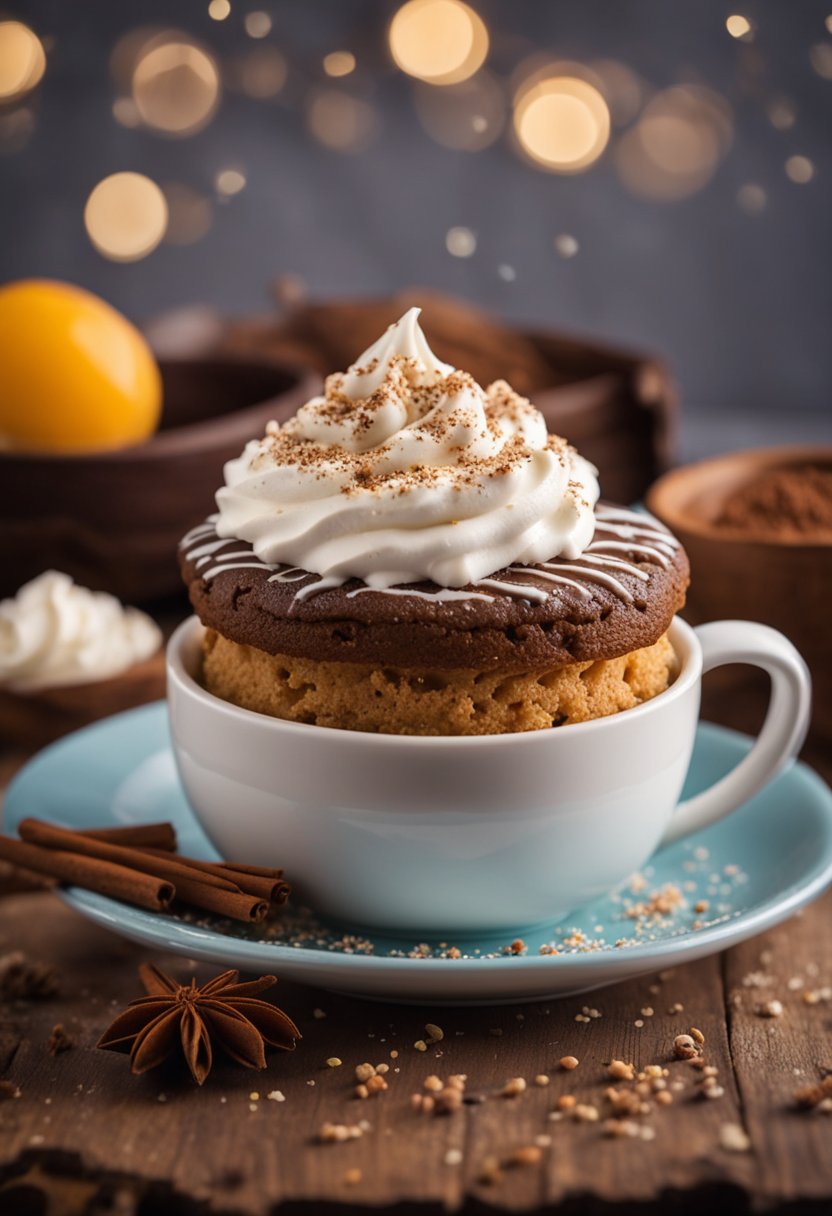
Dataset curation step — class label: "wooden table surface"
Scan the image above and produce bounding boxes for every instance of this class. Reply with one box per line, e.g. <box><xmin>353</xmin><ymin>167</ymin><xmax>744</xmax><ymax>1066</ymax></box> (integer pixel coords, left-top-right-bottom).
<box><xmin>1</xmin><ymin>730</ymin><xmax>831</xmax><ymax>1216</ymax></box>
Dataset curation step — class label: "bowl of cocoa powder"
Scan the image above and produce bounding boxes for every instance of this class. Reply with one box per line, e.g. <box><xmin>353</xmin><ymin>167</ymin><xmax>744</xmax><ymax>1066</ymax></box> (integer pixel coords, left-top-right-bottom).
<box><xmin>647</xmin><ymin>446</ymin><xmax>832</xmax><ymax>754</ymax></box>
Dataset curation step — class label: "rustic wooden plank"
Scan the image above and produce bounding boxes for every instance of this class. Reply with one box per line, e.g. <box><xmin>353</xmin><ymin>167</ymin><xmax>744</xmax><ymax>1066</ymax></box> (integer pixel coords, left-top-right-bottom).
<box><xmin>459</xmin><ymin>957</ymin><xmax>756</xmax><ymax>1208</ymax></box>
<box><xmin>0</xmin><ymin>890</ymin><xmax>786</xmax><ymax>1214</ymax></box>
<box><xmin>723</xmin><ymin>890</ymin><xmax>832</xmax><ymax>1208</ymax></box>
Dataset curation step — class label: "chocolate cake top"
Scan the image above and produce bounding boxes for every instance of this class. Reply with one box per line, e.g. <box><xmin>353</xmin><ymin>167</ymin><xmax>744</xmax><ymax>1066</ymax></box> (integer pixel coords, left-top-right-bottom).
<box><xmin>179</xmin><ymin>504</ymin><xmax>689</xmax><ymax>672</ymax></box>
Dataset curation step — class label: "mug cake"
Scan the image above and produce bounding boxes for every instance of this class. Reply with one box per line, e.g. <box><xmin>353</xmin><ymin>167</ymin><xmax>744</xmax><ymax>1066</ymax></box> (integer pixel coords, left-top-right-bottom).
<box><xmin>180</xmin><ymin>310</ymin><xmax>689</xmax><ymax>735</ymax></box>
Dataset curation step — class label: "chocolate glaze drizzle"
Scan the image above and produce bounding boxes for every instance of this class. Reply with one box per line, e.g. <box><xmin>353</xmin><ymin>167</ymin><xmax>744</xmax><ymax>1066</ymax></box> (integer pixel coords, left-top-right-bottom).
<box><xmin>180</xmin><ymin>506</ymin><xmax>679</xmax><ymax>611</ymax></box>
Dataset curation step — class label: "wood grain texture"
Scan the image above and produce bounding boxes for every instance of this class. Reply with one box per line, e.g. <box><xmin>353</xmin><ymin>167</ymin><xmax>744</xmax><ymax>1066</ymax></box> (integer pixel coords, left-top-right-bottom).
<box><xmin>1</xmin><ymin>890</ymin><xmax>830</xmax><ymax>1214</ymax></box>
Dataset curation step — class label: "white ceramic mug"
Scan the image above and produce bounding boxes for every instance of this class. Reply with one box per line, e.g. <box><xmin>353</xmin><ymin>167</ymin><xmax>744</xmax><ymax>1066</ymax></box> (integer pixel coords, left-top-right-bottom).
<box><xmin>167</xmin><ymin>615</ymin><xmax>810</xmax><ymax>934</ymax></box>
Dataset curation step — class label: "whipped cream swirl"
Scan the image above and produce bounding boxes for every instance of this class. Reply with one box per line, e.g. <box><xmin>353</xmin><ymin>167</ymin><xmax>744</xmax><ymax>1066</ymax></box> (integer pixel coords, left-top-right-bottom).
<box><xmin>0</xmin><ymin>572</ymin><xmax>162</xmax><ymax>692</ymax></box>
<box><xmin>216</xmin><ymin>308</ymin><xmax>599</xmax><ymax>589</ymax></box>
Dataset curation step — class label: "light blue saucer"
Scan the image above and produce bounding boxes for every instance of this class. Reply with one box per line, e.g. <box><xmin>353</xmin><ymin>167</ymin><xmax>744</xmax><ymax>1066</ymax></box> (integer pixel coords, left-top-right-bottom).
<box><xmin>5</xmin><ymin>703</ymin><xmax>832</xmax><ymax>1004</ymax></box>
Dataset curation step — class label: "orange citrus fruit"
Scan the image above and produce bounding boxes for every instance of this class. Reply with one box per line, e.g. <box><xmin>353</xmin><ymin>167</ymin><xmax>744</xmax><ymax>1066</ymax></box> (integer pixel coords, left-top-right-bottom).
<box><xmin>0</xmin><ymin>278</ymin><xmax>162</xmax><ymax>453</ymax></box>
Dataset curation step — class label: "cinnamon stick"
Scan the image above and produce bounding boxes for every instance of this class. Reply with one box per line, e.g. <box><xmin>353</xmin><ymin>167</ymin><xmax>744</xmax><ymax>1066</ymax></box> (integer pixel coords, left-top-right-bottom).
<box><xmin>137</xmin><ymin>849</ymin><xmax>290</xmax><ymax>903</ymax></box>
<box><xmin>222</xmin><ymin>862</ymin><xmax>285</xmax><ymax>879</ymax></box>
<box><xmin>170</xmin><ymin>878</ymin><xmax>268</xmax><ymax>923</ymax></box>
<box><xmin>81</xmin><ymin>823</ymin><xmax>177</xmax><ymax>851</ymax></box>
<box><xmin>0</xmin><ymin>836</ymin><xmax>173</xmax><ymax>912</ymax></box>
<box><xmin>18</xmin><ymin>820</ymin><xmax>239</xmax><ymax>893</ymax></box>
<box><xmin>17</xmin><ymin>820</ymin><xmax>270</xmax><ymax>923</ymax></box>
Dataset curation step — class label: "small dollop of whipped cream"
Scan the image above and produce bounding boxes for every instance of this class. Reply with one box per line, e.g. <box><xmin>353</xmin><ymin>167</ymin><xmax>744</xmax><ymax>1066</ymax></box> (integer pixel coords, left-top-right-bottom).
<box><xmin>0</xmin><ymin>572</ymin><xmax>162</xmax><ymax>692</ymax></box>
<box><xmin>216</xmin><ymin>308</ymin><xmax>600</xmax><ymax>588</ymax></box>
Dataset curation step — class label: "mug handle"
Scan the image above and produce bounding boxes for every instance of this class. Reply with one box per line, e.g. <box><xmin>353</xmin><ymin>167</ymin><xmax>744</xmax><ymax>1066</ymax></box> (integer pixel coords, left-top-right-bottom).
<box><xmin>659</xmin><ymin>620</ymin><xmax>812</xmax><ymax>847</ymax></box>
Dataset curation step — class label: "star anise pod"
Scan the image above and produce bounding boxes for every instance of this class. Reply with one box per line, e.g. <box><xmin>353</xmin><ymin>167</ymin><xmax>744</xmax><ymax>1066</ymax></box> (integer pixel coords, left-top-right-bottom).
<box><xmin>98</xmin><ymin>964</ymin><xmax>300</xmax><ymax>1085</ymax></box>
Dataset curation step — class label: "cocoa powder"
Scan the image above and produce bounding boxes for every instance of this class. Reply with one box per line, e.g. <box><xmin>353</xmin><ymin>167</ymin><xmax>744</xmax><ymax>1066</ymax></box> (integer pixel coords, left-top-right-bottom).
<box><xmin>715</xmin><ymin>464</ymin><xmax>832</xmax><ymax>537</ymax></box>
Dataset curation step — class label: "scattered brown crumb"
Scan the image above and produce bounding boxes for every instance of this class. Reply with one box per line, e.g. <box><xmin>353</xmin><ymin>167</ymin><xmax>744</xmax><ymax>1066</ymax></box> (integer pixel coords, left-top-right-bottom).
<box><xmin>559</xmin><ymin>1055</ymin><xmax>580</xmax><ymax>1071</ymax></box>
<box><xmin>625</xmin><ymin>884</ymin><xmax>684</xmax><ymax>923</ymax></box>
<box><xmin>0</xmin><ymin>1080</ymin><xmax>21</xmax><ymax>1100</ymax></box>
<box><xmin>47</xmin><ymin>1024</ymin><xmax>73</xmax><ymax>1056</ymax></box>
<box><xmin>573</xmin><ymin>1103</ymin><xmax>599</xmax><ymax>1123</ymax></box>
<box><xmin>355</xmin><ymin>1084</ymin><xmax>369</xmax><ymax>1100</ymax></box>
<box><xmin>673</xmin><ymin>1034</ymin><xmax>699</xmax><ymax>1060</ymax></box>
<box><xmin>502</xmin><ymin>1077</ymin><xmax>527</xmax><ymax>1097</ymax></box>
<box><xmin>410</xmin><ymin>1092</ymin><xmax>435</xmax><ymax>1113</ymax></box>
<box><xmin>608</xmin><ymin>1060</ymin><xmax>635</xmax><ymax>1081</ymax></box>
<box><xmin>354</xmin><ymin>1062</ymin><xmax>375</xmax><ymax>1083</ymax></box>
<box><xmin>689</xmin><ymin>1027</ymin><xmax>706</xmax><ymax>1045</ymax></box>
<box><xmin>655</xmin><ymin>1089</ymin><xmax>673</xmax><ymax>1106</ymax></box>
<box><xmin>508</xmin><ymin>1145</ymin><xmax>542</xmax><ymax>1167</ymax></box>
<box><xmin>794</xmin><ymin>1076</ymin><xmax>832</xmax><ymax>1109</ymax></box>
<box><xmin>437</xmin><ymin>1086</ymin><xmax>463</xmax><ymax>1113</ymax></box>
<box><xmin>603</xmin><ymin>1118</ymin><xmax>640</xmax><ymax>1138</ymax></box>
<box><xmin>534</xmin><ymin>1074</ymin><xmax>550</xmax><ymax>1087</ymax></box>
<box><xmin>756</xmin><ymin>1000</ymin><xmax>784</xmax><ymax>1018</ymax></box>
<box><xmin>414</xmin><ymin>1039</ymin><xmax>428</xmax><ymax>1052</ymax></box>
<box><xmin>424</xmin><ymin>1022</ymin><xmax>444</xmax><ymax>1042</ymax></box>
<box><xmin>343</xmin><ymin>1168</ymin><xmax>362</xmax><ymax>1186</ymax></box>
<box><xmin>720</xmin><ymin>1123</ymin><xmax>751</xmax><ymax>1152</ymax></box>
<box><xmin>412</xmin><ymin>1073</ymin><xmax>467</xmax><ymax>1115</ymax></box>
<box><xmin>0</xmin><ymin>951</ymin><xmax>60</xmax><ymax>1000</ymax></box>
<box><xmin>479</xmin><ymin>1156</ymin><xmax>503</xmax><ymax>1186</ymax></box>
<box><xmin>557</xmin><ymin>1094</ymin><xmax>576</xmax><ymax>1111</ymax></box>
<box><xmin>319</xmin><ymin>1121</ymin><xmax>364</xmax><ymax>1142</ymax></box>
<box><xmin>326</xmin><ymin>1057</ymin><xmax>342</xmax><ymax>1068</ymax></box>
<box><xmin>509</xmin><ymin>939</ymin><xmax>526</xmax><ymax>955</ymax></box>
<box><xmin>605</xmin><ymin>1087</ymin><xmax>644</xmax><ymax>1117</ymax></box>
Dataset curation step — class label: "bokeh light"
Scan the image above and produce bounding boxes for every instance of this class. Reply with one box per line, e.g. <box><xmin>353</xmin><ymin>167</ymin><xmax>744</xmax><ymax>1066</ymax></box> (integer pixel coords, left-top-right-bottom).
<box><xmin>0</xmin><ymin>105</ymin><xmax>35</xmax><ymax>153</ymax></box>
<box><xmin>497</xmin><ymin>264</ymin><xmax>516</xmax><ymax>282</ymax></box>
<box><xmin>615</xmin><ymin>86</ymin><xmax>732</xmax><ymax>201</ymax></box>
<box><xmin>0</xmin><ymin>20</ymin><xmax>46</xmax><ymax>102</ymax></box>
<box><xmin>554</xmin><ymin>233</ymin><xmax>579</xmax><ymax>258</ymax></box>
<box><xmin>809</xmin><ymin>43</ymin><xmax>832</xmax><ymax>79</ymax></box>
<box><xmin>323</xmin><ymin>51</ymin><xmax>356</xmax><ymax>77</ymax></box>
<box><xmin>215</xmin><ymin>168</ymin><xmax>247</xmax><ymax>195</ymax></box>
<box><xmin>131</xmin><ymin>35</ymin><xmax>220</xmax><ymax>136</ymax></box>
<box><xmin>208</xmin><ymin>0</ymin><xmax>231</xmax><ymax>20</ymax></box>
<box><xmin>513</xmin><ymin>74</ymin><xmax>610</xmax><ymax>174</ymax></box>
<box><xmin>767</xmin><ymin>95</ymin><xmax>797</xmax><ymax>130</ymax></box>
<box><xmin>163</xmin><ymin>183</ymin><xmax>213</xmax><ymax>244</ymax></box>
<box><xmin>736</xmin><ymin>183</ymin><xmax>767</xmax><ymax>214</ymax></box>
<box><xmin>84</xmin><ymin>172</ymin><xmax>168</xmax><ymax>262</ymax></box>
<box><xmin>415</xmin><ymin>70</ymin><xmax>505</xmax><ymax>150</ymax></box>
<box><xmin>307</xmin><ymin>90</ymin><xmax>379</xmax><ymax>152</ymax></box>
<box><xmin>785</xmin><ymin>155</ymin><xmax>815</xmax><ymax>184</ymax></box>
<box><xmin>389</xmin><ymin>0</ymin><xmax>488</xmax><ymax>86</ymax></box>
<box><xmin>726</xmin><ymin>15</ymin><xmax>754</xmax><ymax>41</ymax></box>
<box><xmin>112</xmin><ymin>97</ymin><xmax>141</xmax><ymax>127</ymax></box>
<box><xmin>589</xmin><ymin>59</ymin><xmax>645</xmax><ymax>127</ymax></box>
<box><xmin>244</xmin><ymin>12</ymin><xmax>272</xmax><ymax>39</ymax></box>
<box><xmin>231</xmin><ymin>47</ymin><xmax>287</xmax><ymax>98</ymax></box>
<box><xmin>446</xmin><ymin>226</ymin><xmax>476</xmax><ymax>257</ymax></box>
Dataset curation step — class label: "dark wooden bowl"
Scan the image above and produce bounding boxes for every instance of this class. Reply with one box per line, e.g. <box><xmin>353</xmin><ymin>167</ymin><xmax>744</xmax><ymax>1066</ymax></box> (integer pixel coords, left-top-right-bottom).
<box><xmin>0</xmin><ymin>357</ymin><xmax>319</xmax><ymax>603</ymax></box>
<box><xmin>0</xmin><ymin>650</ymin><xmax>167</xmax><ymax>749</ymax></box>
<box><xmin>647</xmin><ymin>446</ymin><xmax>832</xmax><ymax>748</ymax></box>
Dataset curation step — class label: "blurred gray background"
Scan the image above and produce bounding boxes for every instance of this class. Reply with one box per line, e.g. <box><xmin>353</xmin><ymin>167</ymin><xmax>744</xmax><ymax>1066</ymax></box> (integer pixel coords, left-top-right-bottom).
<box><xmin>3</xmin><ymin>0</ymin><xmax>831</xmax><ymax>458</ymax></box>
